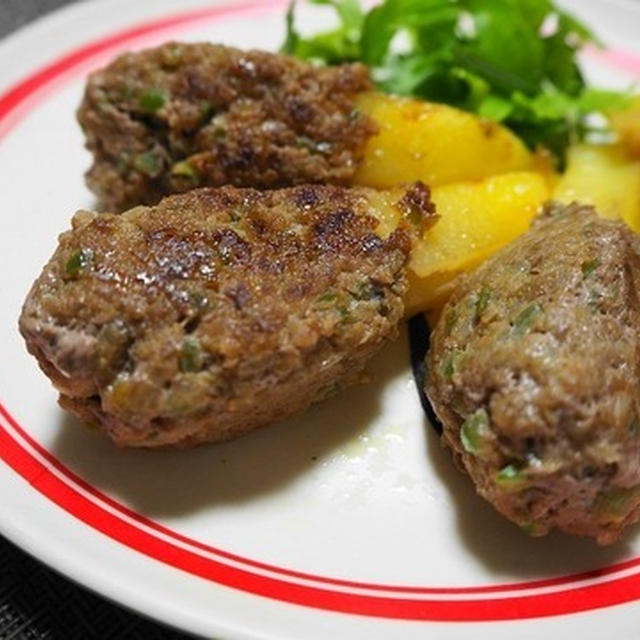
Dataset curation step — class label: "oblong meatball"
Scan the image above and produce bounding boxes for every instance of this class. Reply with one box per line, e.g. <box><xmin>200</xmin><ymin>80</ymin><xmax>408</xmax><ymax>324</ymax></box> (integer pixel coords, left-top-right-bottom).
<box><xmin>427</xmin><ymin>203</ymin><xmax>640</xmax><ymax>544</ymax></box>
<box><xmin>77</xmin><ymin>43</ymin><xmax>375</xmax><ymax>211</ymax></box>
<box><xmin>20</xmin><ymin>184</ymin><xmax>428</xmax><ymax>448</ymax></box>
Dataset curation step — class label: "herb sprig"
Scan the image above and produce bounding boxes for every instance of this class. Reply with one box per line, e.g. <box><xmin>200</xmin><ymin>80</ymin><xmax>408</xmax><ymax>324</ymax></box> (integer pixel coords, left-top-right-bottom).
<box><xmin>282</xmin><ymin>0</ymin><xmax>633</xmax><ymax>165</ymax></box>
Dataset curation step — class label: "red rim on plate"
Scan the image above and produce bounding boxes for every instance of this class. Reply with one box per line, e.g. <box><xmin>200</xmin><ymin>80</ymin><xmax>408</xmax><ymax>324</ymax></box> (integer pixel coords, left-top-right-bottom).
<box><xmin>2</xmin><ymin>0</ymin><xmax>640</xmax><ymax>622</ymax></box>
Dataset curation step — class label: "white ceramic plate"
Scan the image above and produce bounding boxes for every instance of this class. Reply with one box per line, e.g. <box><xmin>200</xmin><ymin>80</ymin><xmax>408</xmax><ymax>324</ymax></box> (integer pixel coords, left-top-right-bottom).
<box><xmin>2</xmin><ymin>0</ymin><xmax>640</xmax><ymax>638</ymax></box>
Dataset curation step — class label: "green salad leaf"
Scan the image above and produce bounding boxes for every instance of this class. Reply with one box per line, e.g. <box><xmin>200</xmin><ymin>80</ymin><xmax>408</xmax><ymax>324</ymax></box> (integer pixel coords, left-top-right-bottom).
<box><xmin>284</xmin><ymin>0</ymin><xmax>365</xmax><ymax>63</ymax></box>
<box><xmin>282</xmin><ymin>0</ymin><xmax>634</xmax><ymax>165</ymax></box>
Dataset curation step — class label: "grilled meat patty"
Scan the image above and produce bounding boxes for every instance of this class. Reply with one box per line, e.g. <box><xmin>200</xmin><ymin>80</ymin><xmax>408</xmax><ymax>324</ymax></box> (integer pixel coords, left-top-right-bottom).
<box><xmin>20</xmin><ymin>184</ymin><xmax>427</xmax><ymax>448</ymax></box>
<box><xmin>427</xmin><ymin>203</ymin><xmax>640</xmax><ymax>544</ymax></box>
<box><xmin>77</xmin><ymin>43</ymin><xmax>375</xmax><ymax>212</ymax></box>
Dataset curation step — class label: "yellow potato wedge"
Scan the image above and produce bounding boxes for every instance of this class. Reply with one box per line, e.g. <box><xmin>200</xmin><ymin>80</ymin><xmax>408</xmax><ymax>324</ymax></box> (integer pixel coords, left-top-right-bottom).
<box><xmin>611</xmin><ymin>96</ymin><xmax>640</xmax><ymax>158</ymax></box>
<box><xmin>410</xmin><ymin>172</ymin><xmax>549</xmax><ymax>277</ymax></box>
<box><xmin>553</xmin><ymin>144</ymin><xmax>640</xmax><ymax>232</ymax></box>
<box><xmin>352</xmin><ymin>92</ymin><xmax>534</xmax><ymax>189</ymax></box>
<box><xmin>404</xmin><ymin>172</ymin><xmax>549</xmax><ymax>315</ymax></box>
<box><xmin>405</xmin><ymin>259</ymin><xmax>481</xmax><ymax>317</ymax></box>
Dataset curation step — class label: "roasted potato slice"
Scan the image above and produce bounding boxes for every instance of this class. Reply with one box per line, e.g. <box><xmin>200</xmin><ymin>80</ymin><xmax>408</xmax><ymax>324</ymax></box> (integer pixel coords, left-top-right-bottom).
<box><xmin>353</xmin><ymin>92</ymin><xmax>534</xmax><ymax>190</ymax></box>
<box><xmin>404</xmin><ymin>172</ymin><xmax>549</xmax><ymax>314</ymax></box>
<box><xmin>611</xmin><ymin>96</ymin><xmax>640</xmax><ymax>159</ymax></box>
<box><xmin>553</xmin><ymin>144</ymin><xmax>640</xmax><ymax>232</ymax></box>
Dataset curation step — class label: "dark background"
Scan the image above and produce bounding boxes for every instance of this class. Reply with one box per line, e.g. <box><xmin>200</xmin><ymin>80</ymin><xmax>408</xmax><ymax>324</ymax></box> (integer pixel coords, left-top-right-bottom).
<box><xmin>0</xmin><ymin>0</ymin><xmax>82</xmax><ymax>37</ymax></box>
<box><xmin>0</xmin><ymin>2</ymin><xmax>193</xmax><ymax>638</ymax></box>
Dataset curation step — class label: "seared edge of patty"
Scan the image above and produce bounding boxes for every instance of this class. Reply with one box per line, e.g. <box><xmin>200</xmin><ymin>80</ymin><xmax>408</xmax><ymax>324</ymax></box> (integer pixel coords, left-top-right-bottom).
<box><xmin>77</xmin><ymin>42</ymin><xmax>375</xmax><ymax>211</ymax></box>
<box><xmin>427</xmin><ymin>203</ymin><xmax>640</xmax><ymax>543</ymax></box>
<box><xmin>20</xmin><ymin>184</ymin><xmax>429</xmax><ymax>448</ymax></box>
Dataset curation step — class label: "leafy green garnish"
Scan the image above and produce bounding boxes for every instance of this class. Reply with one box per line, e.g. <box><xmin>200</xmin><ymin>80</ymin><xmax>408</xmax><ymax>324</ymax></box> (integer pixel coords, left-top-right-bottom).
<box><xmin>284</xmin><ymin>0</ymin><xmax>364</xmax><ymax>63</ymax></box>
<box><xmin>441</xmin><ymin>348</ymin><xmax>463</xmax><ymax>380</ymax></box>
<box><xmin>444</xmin><ymin>309</ymin><xmax>457</xmax><ymax>334</ymax></box>
<box><xmin>496</xmin><ymin>463</ymin><xmax>525</xmax><ymax>489</ymax></box>
<box><xmin>199</xmin><ymin>101</ymin><xmax>214</xmax><ymax>124</ymax></box>
<box><xmin>139</xmin><ymin>88</ymin><xmax>165</xmax><ymax>112</ymax></box>
<box><xmin>512</xmin><ymin>303</ymin><xmax>542</xmax><ymax>337</ymax></box>
<box><xmin>316</xmin><ymin>291</ymin><xmax>338</xmax><ymax>304</ymax></box>
<box><xmin>460</xmin><ymin>408</ymin><xmax>489</xmax><ymax>455</ymax></box>
<box><xmin>282</xmin><ymin>0</ymin><xmax>634</xmax><ymax>164</ymax></box>
<box><xmin>134</xmin><ymin>151</ymin><xmax>163</xmax><ymax>178</ymax></box>
<box><xmin>474</xmin><ymin>285</ymin><xmax>491</xmax><ymax>319</ymax></box>
<box><xmin>338</xmin><ymin>306</ymin><xmax>351</xmax><ymax>321</ymax></box>
<box><xmin>65</xmin><ymin>248</ymin><xmax>93</xmax><ymax>279</ymax></box>
<box><xmin>171</xmin><ymin>160</ymin><xmax>200</xmax><ymax>182</ymax></box>
<box><xmin>179</xmin><ymin>338</ymin><xmax>203</xmax><ymax>373</ymax></box>
<box><xmin>441</xmin><ymin>354</ymin><xmax>455</xmax><ymax>380</ymax></box>
<box><xmin>581</xmin><ymin>258</ymin><xmax>600</xmax><ymax>279</ymax></box>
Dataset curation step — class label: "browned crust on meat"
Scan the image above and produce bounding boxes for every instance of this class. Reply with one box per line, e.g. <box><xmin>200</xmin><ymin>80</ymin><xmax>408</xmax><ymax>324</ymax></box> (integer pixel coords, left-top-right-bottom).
<box><xmin>77</xmin><ymin>43</ymin><xmax>375</xmax><ymax>211</ymax></box>
<box><xmin>20</xmin><ymin>184</ymin><xmax>414</xmax><ymax>448</ymax></box>
<box><xmin>427</xmin><ymin>203</ymin><xmax>640</xmax><ymax>543</ymax></box>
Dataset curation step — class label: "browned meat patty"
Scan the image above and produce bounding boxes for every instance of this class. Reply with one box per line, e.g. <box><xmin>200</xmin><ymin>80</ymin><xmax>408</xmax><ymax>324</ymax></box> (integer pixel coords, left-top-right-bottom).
<box><xmin>427</xmin><ymin>203</ymin><xmax>640</xmax><ymax>544</ymax></box>
<box><xmin>20</xmin><ymin>183</ymin><xmax>429</xmax><ymax>448</ymax></box>
<box><xmin>77</xmin><ymin>43</ymin><xmax>375</xmax><ymax>212</ymax></box>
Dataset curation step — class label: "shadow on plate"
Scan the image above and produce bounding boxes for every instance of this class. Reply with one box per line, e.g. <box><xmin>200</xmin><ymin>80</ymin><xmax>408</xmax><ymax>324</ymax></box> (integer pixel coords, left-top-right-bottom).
<box><xmin>50</xmin><ymin>337</ymin><xmax>409</xmax><ymax>519</ymax></box>
<box><xmin>425</xmin><ymin>428</ymin><xmax>636</xmax><ymax>578</ymax></box>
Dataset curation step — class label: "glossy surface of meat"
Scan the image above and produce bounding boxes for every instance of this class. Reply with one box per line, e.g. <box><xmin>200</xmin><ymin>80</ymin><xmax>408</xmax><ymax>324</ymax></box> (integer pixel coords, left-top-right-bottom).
<box><xmin>20</xmin><ymin>184</ymin><xmax>426</xmax><ymax>447</ymax></box>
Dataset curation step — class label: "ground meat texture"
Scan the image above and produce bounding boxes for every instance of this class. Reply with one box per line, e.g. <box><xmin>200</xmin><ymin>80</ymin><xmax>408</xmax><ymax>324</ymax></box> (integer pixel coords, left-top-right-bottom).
<box><xmin>427</xmin><ymin>203</ymin><xmax>640</xmax><ymax>544</ymax></box>
<box><xmin>19</xmin><ymin>184</ymin><xmax>421</xmax><ymax>448</ymax></box>
<box><xmin>77</xmin><ymin>43</ymin><xmax>375</xmax><ymax>212</ymax></box>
